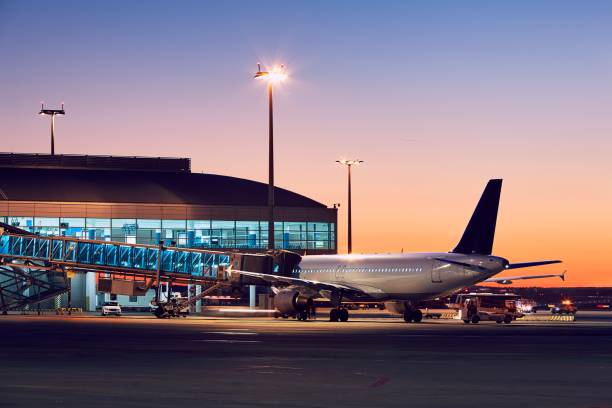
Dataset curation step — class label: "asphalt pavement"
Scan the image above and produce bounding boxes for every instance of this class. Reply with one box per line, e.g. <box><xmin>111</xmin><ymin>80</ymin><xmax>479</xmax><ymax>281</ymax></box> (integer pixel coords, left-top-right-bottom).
<box><xmin>0</xmin><ymin>313</ymin><xmax>611</xmax><ymax>408</ymax></box>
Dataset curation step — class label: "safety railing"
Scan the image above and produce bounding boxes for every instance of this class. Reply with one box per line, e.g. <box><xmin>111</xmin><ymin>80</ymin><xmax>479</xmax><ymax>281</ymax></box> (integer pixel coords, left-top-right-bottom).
<box><xmin>0</xmin><ymin>233</ymin><xmax>230</xmax><ymax>279</ymax></box>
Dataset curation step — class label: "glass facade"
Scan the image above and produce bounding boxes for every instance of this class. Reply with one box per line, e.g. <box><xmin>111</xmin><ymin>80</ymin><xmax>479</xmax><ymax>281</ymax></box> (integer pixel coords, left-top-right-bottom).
<box><xmin>2</xmin><ymin>217</ymin><xmax>335</xmax><ymax>251</ymax></box>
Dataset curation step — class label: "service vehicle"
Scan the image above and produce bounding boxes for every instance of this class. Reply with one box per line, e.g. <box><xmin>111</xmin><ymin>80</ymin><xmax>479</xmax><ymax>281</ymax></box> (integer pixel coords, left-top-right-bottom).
<box><xmin>451</xmin><ymin>293</ymin><xmax>523</xmax><ymax>324</ymax></box>
<box><xmin>552</xmin><ymin>299</ymin><xmax>577</xmax><ymax>315</ymax></box>
<box><xmin>101</xmin><ymin>301</ymin><xmax>122</xmax><ymax>316</ymax></box>
<box><xmin>151</xmin><ymin>294</ymin><xmax>190</xmax><ymax>318</ymax></box>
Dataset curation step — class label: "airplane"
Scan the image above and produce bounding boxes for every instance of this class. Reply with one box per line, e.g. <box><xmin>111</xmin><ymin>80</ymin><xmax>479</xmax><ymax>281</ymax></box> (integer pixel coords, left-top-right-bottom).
<box><xmin>230</xmin><ymin>179</ymin><xmax>564</xmax><ymax>323</ymax></box>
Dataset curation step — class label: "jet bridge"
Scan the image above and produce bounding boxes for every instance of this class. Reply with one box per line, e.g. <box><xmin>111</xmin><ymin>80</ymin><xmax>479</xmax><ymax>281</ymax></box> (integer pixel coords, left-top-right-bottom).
<box><xmin>0</xmin><ymin>229</ymin><xmax>232</xmax><ymax>313</ymax></box>
<box><xmin>0</xmin><ymin>226</ymin><xmax>299</xmax><ymax>313</ymax></box>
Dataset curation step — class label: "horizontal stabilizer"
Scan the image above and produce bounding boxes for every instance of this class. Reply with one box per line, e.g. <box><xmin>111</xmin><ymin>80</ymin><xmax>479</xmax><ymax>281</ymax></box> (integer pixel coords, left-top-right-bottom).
<box><xmin>505</xmin><ymin>260</ymin><xmax>562</xmax><ymax>270</ymax></box>
<box><xmin>485</xmin><ymin>270</ymin><xmax>566</xmax><ymax>284</ymax></box>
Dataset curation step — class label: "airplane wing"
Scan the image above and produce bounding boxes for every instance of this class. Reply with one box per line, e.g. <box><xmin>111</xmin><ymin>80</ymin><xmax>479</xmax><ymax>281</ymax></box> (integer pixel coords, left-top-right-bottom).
<box><xmin>230</xmin><ymin>269</ymin><xmax>364</xmax><ymax>295</ymax></box>
<box><xmin>434</xmin><ymin>257</ymin><xmax>488</xmax><ymax>271</ymax></box>
<box><xmin>435</xmin><ymin>258</ymin><xmax>562</xmax><ymax>271</ymax></box>
<box><xmin>485</xmin><ymin>271</ymin><xmax>566</xmax><ymax>285</ymax></box>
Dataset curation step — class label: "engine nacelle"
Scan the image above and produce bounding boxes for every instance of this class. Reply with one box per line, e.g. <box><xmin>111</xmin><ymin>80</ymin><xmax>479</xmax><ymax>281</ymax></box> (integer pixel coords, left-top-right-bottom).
<box><xmin>274</xmin><ymin>289</ymin><xmax>312</xmax><ymax>315</ymax></box>
<box><xmin>384</xmin><ymin>301</ymin><xmax>407</xmax><ymax>315</ymax></box>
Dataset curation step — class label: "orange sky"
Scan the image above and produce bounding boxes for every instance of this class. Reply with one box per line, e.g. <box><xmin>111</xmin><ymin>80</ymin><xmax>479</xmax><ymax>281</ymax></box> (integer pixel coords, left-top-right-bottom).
<box><xmin>1</xmin><ymin>2</ymin><xmax>611</xmax><ymax>286</ymax></box>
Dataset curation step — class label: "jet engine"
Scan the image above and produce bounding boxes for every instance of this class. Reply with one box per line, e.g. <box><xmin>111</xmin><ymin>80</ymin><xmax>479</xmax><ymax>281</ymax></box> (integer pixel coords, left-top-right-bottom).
<box><xmin>384</xmin><ymin>301</ymin><xmax>407</xmax><ymax>315</ymax></box>
<box><xmin>385</xmin><ymin>301</ymin><xmax>423</xmax><ymax>323</ymax></box>
<box><xmin>274</xmin><ymin>289</ymin><xmax>312</xmax><ymax>316</ymax></box>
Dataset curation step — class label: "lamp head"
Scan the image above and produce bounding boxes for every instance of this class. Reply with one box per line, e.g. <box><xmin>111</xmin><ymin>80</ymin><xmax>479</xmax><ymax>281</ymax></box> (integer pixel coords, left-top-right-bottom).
<box><xmin>254</xmin><ymin>63</ymin><xmax>287</xmax><ymax>83</ymax></box>
<box><xmin>336</xmin><ymin>159</ymin><xmax>364</xmax><ymax>166</ymax></box>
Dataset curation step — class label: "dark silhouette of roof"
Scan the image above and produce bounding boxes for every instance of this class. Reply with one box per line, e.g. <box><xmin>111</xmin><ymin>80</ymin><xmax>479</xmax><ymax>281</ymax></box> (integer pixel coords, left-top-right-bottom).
<box><xmin>0</xmin><ymin>167</ymin><xmax>326</xmax><ymax>208</ymax></box>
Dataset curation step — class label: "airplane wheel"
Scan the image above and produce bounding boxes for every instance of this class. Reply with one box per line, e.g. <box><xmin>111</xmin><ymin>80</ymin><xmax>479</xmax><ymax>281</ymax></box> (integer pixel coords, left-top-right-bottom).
<box><xmin>154</xmin><ymin>306</ymin><xmax>167</xmax><ymax>319</ymax></box>
<box><xmin>403</xmin><ymin>310</ymin><xmax>413</xmax><ymax>323</ymax></box>
<box><xmin>339</xmin><ymin>308</ymin><xmax>349</xmax><ymax>322</ymax></box>
<box><xmin>298</xmin><ymin>311</ymin><xmax>308</xmax><ymax>321</ymax></box>
<box><xmin>329</xmin><ymin>308</ymin><xmax>340</xmax><ymax>322</ymax></box>
<box><xmin>471</xmin><ymin>315</ymin><xmax>480</xmax><ymax>324</ymax></box>
<box><xmin>504</xmin><ymin>315</ymin><xmax>512</xmax><ymax>324</ymax></box>
<box><xmin>463</xmin><ymin>320</ymin><xmax>470</xmax><ymax>324</ymax></box>
<box><xmin>496</xmin><ymin>320</ymin><xmax>503</xmax><ymax>324</ymax></box>
<box><xmin>412</xmin><ymin>309</ymin><xmax>423</xmax><ymax>323</ymax></box>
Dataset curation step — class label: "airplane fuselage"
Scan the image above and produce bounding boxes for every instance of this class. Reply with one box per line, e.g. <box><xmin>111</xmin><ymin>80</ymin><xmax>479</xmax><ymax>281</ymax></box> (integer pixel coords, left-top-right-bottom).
<box><xmin>296</xmin><ymin>253</ymin><xmax>507</xmax><ymax>302</ymax></box>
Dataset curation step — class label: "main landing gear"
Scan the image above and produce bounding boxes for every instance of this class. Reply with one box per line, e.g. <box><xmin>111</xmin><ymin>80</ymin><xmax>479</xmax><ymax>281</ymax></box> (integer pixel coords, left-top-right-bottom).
<box><xmin>329</xmin><ymin>290</ymin><xmax>349</xmax><ymax>322</ymax></box>
<box><xmin>329</xmin><ymin>307</ymin><xmax>349</xmax><ymax>322</ymax></box>
<box><xmin>403</xmin><ymin>307</ymin><xmax>423</xmax><ymax>323</ymax></box>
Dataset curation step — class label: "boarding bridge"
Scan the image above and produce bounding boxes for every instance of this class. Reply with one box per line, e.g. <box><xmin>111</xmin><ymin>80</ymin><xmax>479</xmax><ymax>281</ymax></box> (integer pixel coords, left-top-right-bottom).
<box><xmin>0</xmin><ymin>230</ymin><xmax>232</xmax><ymax>312</ymax></box>
<box><xmin>0</xmin><ymin>224</ymin><xmax>301</xmax><ymax>313</ymax></box>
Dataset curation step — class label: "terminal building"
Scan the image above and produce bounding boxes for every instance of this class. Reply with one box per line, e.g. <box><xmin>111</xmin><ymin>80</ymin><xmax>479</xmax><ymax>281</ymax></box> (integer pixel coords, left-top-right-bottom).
<box><xmin>0</xmin><ymin>153</ymin><xmax>338</xmax><ymax>310</ymax></box>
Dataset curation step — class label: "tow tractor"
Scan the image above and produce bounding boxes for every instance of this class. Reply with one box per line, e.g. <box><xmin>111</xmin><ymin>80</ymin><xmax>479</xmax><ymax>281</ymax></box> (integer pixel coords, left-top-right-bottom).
<box><xmin>451</xmin><ymin>293</ymin><xmax>524</xmax><ymax>324</ymax></box>
<box><xmin>552</xmin><ymin>299</ymin><xmax>577</xmax><ymax>315</ymax></box>
<box><xmin>151</xmin><ymin>282</ymin><xmax>227</xmax><ymax>318</ymax></box>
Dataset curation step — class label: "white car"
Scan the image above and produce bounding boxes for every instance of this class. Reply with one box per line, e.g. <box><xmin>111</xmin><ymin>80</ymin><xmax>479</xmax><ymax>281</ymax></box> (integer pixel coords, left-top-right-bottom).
<box><xmin>101</xmin><ymin>301</ymin><xmax>122</xmax><ymax>316</ymax></box>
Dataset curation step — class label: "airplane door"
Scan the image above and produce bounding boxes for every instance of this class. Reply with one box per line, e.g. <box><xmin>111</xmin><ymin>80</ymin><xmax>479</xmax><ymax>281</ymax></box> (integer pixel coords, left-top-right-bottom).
<box><xmin>431</xmin><ymin>261</ymin><xmax>443</xmax><ymax>283</ymax></box>
<box><xmin>335</xmin><ymin>265</ymin><xmax>346</xmax><ymax>281</ymax></box>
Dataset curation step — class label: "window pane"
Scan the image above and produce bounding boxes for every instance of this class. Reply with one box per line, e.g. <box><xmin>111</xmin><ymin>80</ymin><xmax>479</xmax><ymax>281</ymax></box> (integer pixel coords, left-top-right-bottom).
<box><xmin>60</xmin><ymin>218</ymin><xmax>86</xmax><ymax>238</ymax></box>
<box><xmin>187</xmin><ymin>220</ymin><xmax>210</xmax><ymax>230</ymax></box>
<box><xmin>35</xmin><ymin>217</ymin><xmax>60</xmax><ymax>227</ymax></box>
<box><xmin>8</xmin><ymin>217</ymin><xmax>33</xmax><ymax>229</ymax></box>
<box><xmin>85</xmin><ymin>218</ymin><xmax>111</xmax><ymax>241</ymax></box>
<box><xmin>211</xmin><ymin>220</ymin><xmax>235</xmax><ymax>248</ymax></box>
<box><xmin>162</xmin><ymin>220</ymin><xmax>185</xmax><ymax>229</ymax></box>
<box><xmin>60</xmin><ymin>218</ymin><xmax>85</xmax><ymax>228</ymax></box>
<box><xmin>111</xmin><ymin>219</ymin><xmax>137</xmax><ymax>243</ymax></box>
<box><xmin>283</xmin><ymin>222</ymin><xmax>306</xmax><ymax>250</ymax></box>
<box><xmin>236</xmin><ymin>221</ymin><xmax>260</xmax><ymax>249</ymax></box>
<box><xmin>187</xmin><ymin>220</ymin><xmax>211</xmax><ymax>248</ymax></box>
<box><xmin>161</xmin><ymin>220</ymin><xmax>186</xmax><ymax>246</ymax></box>
<box><xmin>30</xmin><ymin>217</ymin><xmax>58</xmax><ymax>236</ymax></box>
<box><xmin>86</xmin><ymin>218</ymin><xmax>111</xmax><ymax>228</ymax></box>
<box><xmin>137</xmin><ymin>219</ymin><xmax>161</xmax><ymax>229</ymax></box>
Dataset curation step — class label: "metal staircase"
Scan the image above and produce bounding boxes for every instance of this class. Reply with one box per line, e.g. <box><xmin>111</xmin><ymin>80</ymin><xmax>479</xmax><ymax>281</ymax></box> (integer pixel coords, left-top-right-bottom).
<box><xmin>0</xmin><ymin>262</ymin><xmax>70</xmax><ymax>312</ymax></box>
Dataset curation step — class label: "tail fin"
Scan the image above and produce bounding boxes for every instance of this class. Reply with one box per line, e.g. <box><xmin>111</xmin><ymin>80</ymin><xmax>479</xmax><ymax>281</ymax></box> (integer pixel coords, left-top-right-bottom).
<box><xmin>452</xmin><ymin>179</ymin><xmax>502</xmax><ymax>255</ymax></box>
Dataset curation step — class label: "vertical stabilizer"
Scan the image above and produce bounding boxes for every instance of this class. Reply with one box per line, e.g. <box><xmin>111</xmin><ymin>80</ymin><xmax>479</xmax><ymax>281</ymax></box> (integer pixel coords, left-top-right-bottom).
<box><xmin>452</xmin><ymin>179</ymin><xmax>502</xmax><ymax>255</ymax></box>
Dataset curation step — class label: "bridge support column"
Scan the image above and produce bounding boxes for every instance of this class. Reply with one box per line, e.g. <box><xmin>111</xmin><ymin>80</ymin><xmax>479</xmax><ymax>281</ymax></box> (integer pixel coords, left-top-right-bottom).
<box><xmin>85</xmin><ymin>272</ymin><xmax>96</xmax><ymax>312</ymax></box>
<box><xmin>195</xmin><ymin>285</ymin><xmax>202</xmax><ymax>314</ymax></box>
<box><xmin>249</xmin><ymin>285</ymin><xmax>256</xmax><ymax>309</ymax></box>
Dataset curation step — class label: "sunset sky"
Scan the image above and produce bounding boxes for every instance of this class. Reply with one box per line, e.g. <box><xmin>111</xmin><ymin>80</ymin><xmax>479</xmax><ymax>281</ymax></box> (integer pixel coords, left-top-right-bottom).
<box><xmin>1</xmin><ymin>1</ymin><xmax>611</xmax><ymax>286</ymax></box>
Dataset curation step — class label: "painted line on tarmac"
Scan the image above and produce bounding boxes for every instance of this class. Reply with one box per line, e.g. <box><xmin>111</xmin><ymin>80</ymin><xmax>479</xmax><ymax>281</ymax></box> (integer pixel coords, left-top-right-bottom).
<box><xmin>390</xmin><ymin>334</ymin><xmax>491</xmax><ymax>338</ymax></box>
<box><xmin>201</xmin><ymin>331</ymin><xmax>259</xmax><ymax>336</ymax></box>
<box><xmin>193</xmin><ymin>339</ymin><xmax>261</xmax><ymax>344</ymax></box>
<box><xmin>223</xmin><ymin>328</ymin><xmax>252</xmax><ymax>331</ymax></box>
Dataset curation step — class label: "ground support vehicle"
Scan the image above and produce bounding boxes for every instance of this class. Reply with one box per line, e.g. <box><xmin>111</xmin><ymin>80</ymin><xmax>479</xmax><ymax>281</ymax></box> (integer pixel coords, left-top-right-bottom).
<box><xmin>451</xmin><ymin>293</ymin><xmax>524</xmax><ymax>324</ymax></box>
<box><xmin>101</xmin><ymin>301</ymin><xmax>122</xmax><ymax>316</ymax></box>
<box><xmin>552</xmin><ymin>300</ymin><xmax>577</xmax><ymax>315</ymax></box>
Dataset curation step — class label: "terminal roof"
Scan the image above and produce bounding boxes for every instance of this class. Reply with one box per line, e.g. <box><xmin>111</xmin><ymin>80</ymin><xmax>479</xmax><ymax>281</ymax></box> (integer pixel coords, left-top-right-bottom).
<box><xmin>0</xmin><ymin>167</ymin><xmax>326</xmax><ymax>208</ymax></box>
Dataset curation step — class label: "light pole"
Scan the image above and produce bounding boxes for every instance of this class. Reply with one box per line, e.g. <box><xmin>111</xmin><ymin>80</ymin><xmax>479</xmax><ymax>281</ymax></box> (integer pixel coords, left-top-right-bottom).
<box><xmin>336</xmin><ymin>159</ymin><xmax>363</xmax><ymax>254</ymax></box>
<box><xmin>254</xmin><ymin>64</ymin><xmax>287</xmax><ymax>251</ymax></box>
<box><xmin>39</xmin><ymin>102</ymin><xmax>65</xmax><ymax>155</ymax></box>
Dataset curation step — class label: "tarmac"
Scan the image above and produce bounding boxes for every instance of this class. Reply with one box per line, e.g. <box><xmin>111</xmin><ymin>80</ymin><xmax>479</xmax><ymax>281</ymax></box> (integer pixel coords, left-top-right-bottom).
<box><xmin>0</xmin><ymin>311</ymin><xmax>611</xmax><ymax>408</ymax></box>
